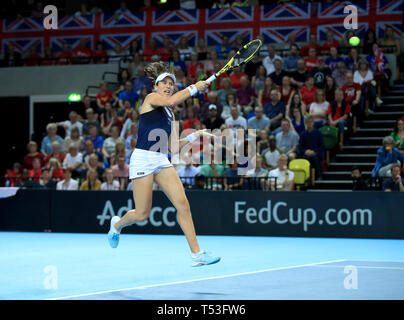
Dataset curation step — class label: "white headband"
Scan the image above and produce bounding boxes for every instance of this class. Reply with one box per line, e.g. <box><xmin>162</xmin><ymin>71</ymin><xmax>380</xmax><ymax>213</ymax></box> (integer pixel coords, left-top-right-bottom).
<box><xmin>155</xmin><ymin>72</ymin><xmax>176</xmax><ymax>85</ymax></box>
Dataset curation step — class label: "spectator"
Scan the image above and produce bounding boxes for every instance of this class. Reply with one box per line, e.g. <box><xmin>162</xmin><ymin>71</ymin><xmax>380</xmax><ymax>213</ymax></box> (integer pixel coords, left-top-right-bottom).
<box><xmin>229</xmin><ymin>66</ymin><xmax>247</xmax><ymax>90</ymax></box>
<box><xmin>101</xmin><ymin>168</ymin><xmax>120</xmax><ymax>190</ymax></box>
<box><xmin>3</xmin><ymin>42</ymin><xmax>22</xmax><ymax>67</ymax></box>
<box><xmin>276</xmin><ymin>118</ymin><xmax>299</xmax><ymax>160</ymax></box>
<box><xmin>143</xmin><ymin>38</ymin><xmax>163</xmax><ymax>62</ymax></box>
<box><xmin>245</xmin><ymin>155</ymin><xmax>268</xmax><ymax>189</ymax></box>
<box><xmin>56</xmin><ymin>168</ymin><xmax>79</xmax><ymax>190</ymax></box>
<box><xmin>289</xmin><ymin>105</ymin><xmax>305</xmax><ymax>136</ymax></box>
<box><xmin>217</xmin><ymin>77</ymin><xmax>236</xmax><ymax>107</ymax></box>
<box><xmin>133</xmin><ymin>67</ymin><xmax>152</xmax><ymax>96</ymax></box>
<box><xmin>203</xmin><ymin>104</ymin><xmax>225</xmax><ymax>130</ymax></box>
<box><xmin>187</xmin><ymin>52</ymin><xmax>204</xmax><ymax>83</ymax></box>
<box><xmin>178</xmin><ymin>36</ymin><xmax>194</xmax><ymax>61</ymax></box>
<box><xmin>244</xmin><ymin>53</ymin><xmax>262</xmax><ymax>80</ymax></box>
<box><xmin>160</xmin><ymin>38</ymin><xmax>172</xmax><ymax>62</ymax></box>
<box><xmin>139</xmin><ymin>0</ymin><xmax>156</xmax><ymax>12</ymax></box>
<box><xmin>221</xmin><ymin>92</ymin><xmax>241</xmax><ymax>120</ymax></box>
<box><xmin>82</xmin><ymin>153</ymin><xmax>105</xmax><ymax>180</ymax></box>
<box><xmin>382</xmin><ymin>164</ymin><xmax>404</xmax><ymax>192</ymax></box>
<box><xmin>86</xmin><ymin>125</ymin><xmax>104</xmax><ymax>153</ymax></box>
<box><xmin>200</xmin><ymin>91</ymin><xmax>223</xmax><ymax>122</ymax></box>
<box><xmin>199</xmin><ymin>153</ymin><xmax>225</xmax><ymax>190</ymax></box>
<box><xmin>128</xmin><ymin>52</ymin><xmax>144</xmax><ymax>80</ymax></box>
<box><xmin>263</xmin><ymin>89</ymin><xmax>285</xmax><ymax>133</ymax></box>
<box><xmin>183</xmin><ymin>107</ymin><xmax>201</xmax><ymax>130</ymax></box>
<box><xmin>251</xmin><ymin>65</ymin><xmax>267</xmax><ymax>95</ymax></box>
<box><xmin>321</xmin><ymin>30</ymin><xmax>340</xmax><ymax>54</ymax></box>
<box><xmin>57</xmin><ymin>43</ymin><xmax>73</xmax><ymax>65</ymax></box>
<box><xmin>286</xmin><ymin>92</ymin><xmax>307</xmax><ymax>118</ymax></box>
<box><xmin>328</xmin><ymin>88</ymin><xmax>351</xmax><ymax>150</ymax></box>
<box><xmin>82</xmin><ymin>140</ymin><xmax>104</xmax><ymax>169</ymax></box>
<box><xmin>177</xmin><ymin>157</ymin><xmax>201</xmax><ymax>187</ymax></box>
<box><xmin>108</xmin><ymin>43</ymin><xmax>129</xmax><ymax>64</ymax></box>
<box><xmin>279</xmin><ymin>76</ymin><xmax>296</xmax><ymax>106</ymax></box>
<box><xmin>261</xmin><ymin>135</ymin><xmax>284</xmax><ymax>170</ymax></box>
<box><xmin>41</xmin><ymin>123</ymin><xmax>64</xmax><ymax>156</ymax></box>
<box><xmin>391</xmin><ymin>118</ymin><xmax>404</xmax><ymax>152</ymax></box>
<box><xmin>92</xmin><ymin>41</ymin><xmax>107</xmax><ymax>64</ymax></box>
<box><xmin>341</xmin><ymin>72</ymin><xmax>361</xmax><ymax>117</ymax></box>
<box><xmin>263</xmin><ymin>45</ymin><xmax>283</xmax><ymax>76</ymax></box>
<box><xmin>81</xmin><ymin>95</ymin><xmax>97</xmax><ymax>114</ymax></box>
<box><xmin>247</xmin><ymin>106</ymin><xmax>270</xmax><ymax>134</ymax></box>
<box><xmin>102</xmin><ymin>125</ymin><xmax>123</xmax><ymax>164</ymax></box>
<box><xmin>309</xmin><ymin>56</ymin><xmax>331</xmax><ymax>89</ymax></box>
<box><xmin>118</xmin><ymin>80</ymin><xmax>139</xmax><ymax>109</ymax></box>
<box><xmin>47</xmin><ymin>158</ymin><xmax>64</xmax><ymax>183</ymax></box>
<box><xmin>309</xmin><ymin>89</ymin><xmax>330</xmax><ymax>129</ymax></box>
<box><xmin>215</xmin><ymin>35</ymin><xmax>232</xmax><ymax>60</ymax></box>
<box><xmin>236</xmin><ymin>76</ymin><xmax>256</xmax><ymax>116</ymax></box>
<box><xmin>63</xmin><ymin>126</ymin><xmax>84</xmax><ymax>154</ymax></box>
<box><xmin>112</xmin><ymin>156</ymin><xmax>129</xmax><ymax>190</ymax></box>
<box><xmin>75</xmin><ymin>3</ymin><xmax>90</xmax><ymax>16</ymax></box>
<box><xmin>96</xmin><ymin>80</ymin><xmax>114</xmax><ymax>110</ymax></box>
<box><xmin>28</xmin><ymin>158</ymin><xmax>42</xmax><ymax>182</ymax></box>
<box><xmin>362</xmin><ymin>28</ymin><xmax>378</xmax><ymax>55</ymax></box>
<box><xmin>125</xmin><ymin>134</ymin><xmax>137</xmax><ymax>164</ymax></box>
<box><xmin>269</xmin><ymin>59</ymin><xmax>288</xmax><ymax>87</ymax></box>
<box><xmin>23</xmin><ymin>141</ymin><xmax>44</xmax><ymax>170</ymax></box>
<box><xmin>38</xmin><ymin>168</ymin><xmax>56</xmax><ymax>189</ymax></box>
<box><xmin>44</xmin><ymin>141</ymin><xmax>66</xmax><ymax>166</ymax></box>
<box><xmin>352</xmin><ymin>166</ymin><xmax>368</xmax><ymax>191</ymax></box>
<box><xmin>266</xmin><ymin>154</ymin><xmax>294</xmax><ymax>191</ymax></box>
<box><xmin>300</xmin><ymin>76</ymin><xmax>317</xmax><ymax>108</ymax></box>
<box><xmin>15</xmin><ymin>169</ymin><xmax>40</xmax><ymax>189</ymax></box>
<box><xmin>379</xmin><ymin>25</ymin><xmax>401</xmax><ymax>56</ymax></box>
<box><xmin>345</xmin><ymin>47</ymin><xmax>361</xmax><ymax>73</ymax></box>
<box><xmin>82</xmin><ymin>108</ymin><xmax>101</xmax><ymax>137</ymax></box>
<box><xmin>372</xmin><ymin>136</ymin><xmax>404</xmax><ymax>178</ymax></box>
<box><xmin>42</xmin><ymin>47</ymin><xmax>55</xmax><ymax>66</ymax></box>
<box><xmin>290</xmin><ymin>59</ymin><xmax>308</xmax><ymax>89</ymax></box>
<box><xmin>366</xmin><ymin>43</ymin><xmax>391</xmax><ymax>95</ymax></box>
<box><xmin>257</xmin><ymin>77</ymin><xmax>276</xmax><ymax>107</ymax></box>
<box><xmin>57</xmin><ymin>111</ymin><xmax>83</xmax><ymax>137</ymax></box>
<box><xmin>169</xmin><ymin>49</ymin><xmax>187</xmax><ymax>74</ymax></box>
<box><xmin>232</xmin><ymin>34</ymin><xmax>244</xmax><ymax>51</ymax></box>
<box><xmin>120</xmin><ymin>109</ymin><xmax>139</xmax><ymax>140</ymax></box>
<box><xmin>325</xmin><ymin>46</ymin><xmax>344</xmax><ymax>72</ymax></box>
<box><xmin>174</xmin><ymin>65</ymin><xmax>189</xmax><ymax>91</ymax></box>
<box><xmin>79</xmin><ymin>168</ymin><xmax>102</xmax><ymax>190</ymax></box>
<box><xmin>304</xmin><ymin>47</ymin><xmax>319</xmax><ymax>73</ymax></box>
<box><xmin>223</xmin><ymin>157</ymin><xmax>244</xmax><ymax>190</ymax></box>
<box><xmin>195</xmin><ymin>37</ymin><xmax>209</xmax><ymax>61</ymax></box>
<box><xmin>300</xmin><ymin>33</ymin><xmax>321</xmax><ymax>57</ymax></box>
<box><xmin>354</xmin><ymin>59</ymin><xmax>379</xmax><ymax>112</ymax></box>
<box><xmin>212</xmin><ymin>0</ymin><xmax>230</xmax><ymax>9</ymax></box>
<box><xmin>23</xmin><ymin>45</ymin><xmax>41</xmax><ymax>66</ymax></box>
<box><xmin>110</xmin><ymin>140</ymin><xmax>126</xmax><ymax>167</ymax></box>
<box><xmin>332</xmin><ymin>61</ymin><xmax>348</xmax><ymax>87</ymax></box>
<box><xmin>117</xmin><ymin>69</ymin><xmax>131</xmax><ymax>93</ymax></box>
<box><xmin>204</xmin><ymin>50</ymin><xmax>222</xmax><ymax>78</ymax></box>
<box><xmin>62</xmin><ymin>145</ymin><xmax>83</xmax><ymax>178</ymax></box>
<box><xmin>324</xmin><ymin>75</ymin><xmax>337</xmax><ymax>104</ymax></box>
<box><xmin>298</xmin><ymin>115</ymin><xmax>325</xmax><ymax>179</ymax></box>
<box><xmin>283</xmin><ymin>43</ymin><xmax>301</xmax><ymax>72</ymax></box>
<box><xmin>73</xmin><ymin>38</ymin><xmax>92</xmax><ymax>64</ymax></box>
<box><xmin>339</xmin><ymin>30</ymin><xmax>355</xmax><ymax>52</ymax></box>
<box><xmin>225</xmin><ymin>106</ymin><xmax>247</xmax><ymax>135</ymax></box>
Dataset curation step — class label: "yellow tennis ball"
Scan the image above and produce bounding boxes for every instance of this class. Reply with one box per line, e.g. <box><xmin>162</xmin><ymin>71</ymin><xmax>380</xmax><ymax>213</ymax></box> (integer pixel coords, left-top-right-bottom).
<box><xmin>349</xmin><ymin>36</ymin><xmax>360</xmax><ymax>46</ymax></box>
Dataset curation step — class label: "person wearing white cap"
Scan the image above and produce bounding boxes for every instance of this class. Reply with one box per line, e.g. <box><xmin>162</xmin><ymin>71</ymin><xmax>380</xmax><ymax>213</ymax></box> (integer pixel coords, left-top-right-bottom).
<box><xmin>107</xmin><ymin>61</ymin><xmax>220</xmax><ymax>267</ymax></box>
<box><xmin>203</xmin><ymin>104</ymin><xmax>225</xmax><ymax>130</ymax></box>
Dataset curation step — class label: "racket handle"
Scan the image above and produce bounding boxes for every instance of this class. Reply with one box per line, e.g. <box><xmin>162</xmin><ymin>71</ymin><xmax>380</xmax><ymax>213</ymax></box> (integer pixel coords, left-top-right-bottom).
<box><xmin>206</xmin><ymin>74</ymin><xmax>217</xmax><ymax>84</ymax></box>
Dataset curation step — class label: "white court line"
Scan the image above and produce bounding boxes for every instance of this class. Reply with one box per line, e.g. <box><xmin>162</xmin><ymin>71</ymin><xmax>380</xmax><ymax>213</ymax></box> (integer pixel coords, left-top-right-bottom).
<box><xmin>312</xmin><ymin>265</ymin><xmax>404</xmax><ymax>270</ymax></box>
<box><xmin>48</xmin><ymin>259</ymin><xmax>347</xmax><ymax>300</ymax></box>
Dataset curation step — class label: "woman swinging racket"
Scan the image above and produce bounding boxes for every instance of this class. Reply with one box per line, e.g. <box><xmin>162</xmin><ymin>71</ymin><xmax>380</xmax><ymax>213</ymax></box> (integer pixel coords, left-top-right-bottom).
<box><xmin>108</xmin><ymin>61</ymin><xmax>220</xmax><ymax>267</ymax></box>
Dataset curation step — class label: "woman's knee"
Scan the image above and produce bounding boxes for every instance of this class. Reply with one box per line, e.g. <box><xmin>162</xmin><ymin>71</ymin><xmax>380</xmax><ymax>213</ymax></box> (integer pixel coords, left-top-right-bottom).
<box><xmin>175</xmin><ymin>198</ymin><xmax>191</xmax><ymax>214</ymax></box>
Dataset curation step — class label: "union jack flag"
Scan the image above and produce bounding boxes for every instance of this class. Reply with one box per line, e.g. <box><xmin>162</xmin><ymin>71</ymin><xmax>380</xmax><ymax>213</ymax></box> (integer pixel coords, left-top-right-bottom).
<box><xmin>0</xmin><ymin>1</ymin><xmax>401</xmax><ymax>56</ymax></box>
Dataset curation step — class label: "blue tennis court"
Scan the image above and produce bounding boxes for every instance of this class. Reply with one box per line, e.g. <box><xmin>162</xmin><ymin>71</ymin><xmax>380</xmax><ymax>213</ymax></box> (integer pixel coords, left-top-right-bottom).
<box><xmin>1</xmin><ymin>232</ymin><xmax>404</xmax><ymax>300</ymax></box>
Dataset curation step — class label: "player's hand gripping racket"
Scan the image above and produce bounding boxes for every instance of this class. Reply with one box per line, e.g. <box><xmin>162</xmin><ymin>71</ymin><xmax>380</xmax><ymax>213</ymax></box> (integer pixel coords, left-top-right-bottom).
<box><xmin>206</xmin><ymin>39</ymin><xmax>262</xmax><ymax>84</ymax></box>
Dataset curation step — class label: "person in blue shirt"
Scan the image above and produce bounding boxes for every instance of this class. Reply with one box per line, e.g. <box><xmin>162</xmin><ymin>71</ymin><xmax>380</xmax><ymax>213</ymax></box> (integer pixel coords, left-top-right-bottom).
<box><xmin>41</xmin><ymin>123</ymin><xmax>64</xmax><ymax>155</ymax></box>
<box><xmin>118</xmin><ymin>80</ymin><xmax>139</xmax><ymax>109</ymax></box>
<box><xmin>215</xmin><ymin>35</ymin><xmax>232</xmax><ymax>60</ymax></box>
<box><xmin>263</xmin><ymin>89</ymin><xmax>286</xmax><ymax>134</ymax></box>
<box><xmin>132</xmin><ymin>66</ymin><xmax>152</xmax><ymax>94</ymax></box>
<box><xmin>372</xmin><ymin>136</ymin><xmax>404</xmax><ymax>177</ymax></box>
<box><xmin>85</xmin><ymin>125</ymin><xmax>104</xmax><ymax>153</ymax></box>
<box><xmin>169</xmin><ymin>49</ymin><xmax>187</xmax><ymax>74</ymax></box>
<box><xmin>325</xmin><ymin>46</ymin><xmax>345</xmax><ymax>72</ymax></box>
<box><xmin>283</xmin><ymin>44</ymin><xmax>301</xmax><ymax>72</ymax></box>
<box><xmin>223</xmin><ymin>157</ymin><xmax>244</xmax><ymax>190</ymax></box>
<box><xmin>382</xmin><ymin>164</ymin><xmax>404</xmax><ymax>192</ymax></box>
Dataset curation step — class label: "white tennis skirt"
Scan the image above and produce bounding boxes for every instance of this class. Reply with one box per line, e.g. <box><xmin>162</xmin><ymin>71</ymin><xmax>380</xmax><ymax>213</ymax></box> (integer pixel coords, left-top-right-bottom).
<box><xmin>129</xmin><ymin>148</ymin><xmax>172</xmax><ymax>180</ymax></box>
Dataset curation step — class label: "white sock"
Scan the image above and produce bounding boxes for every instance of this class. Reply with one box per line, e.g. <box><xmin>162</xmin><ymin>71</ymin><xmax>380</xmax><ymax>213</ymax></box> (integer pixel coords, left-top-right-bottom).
<box><xmin>191</xmin><ymin>251</ymin><xmax>203</xmax><ymax>258</ymax></box>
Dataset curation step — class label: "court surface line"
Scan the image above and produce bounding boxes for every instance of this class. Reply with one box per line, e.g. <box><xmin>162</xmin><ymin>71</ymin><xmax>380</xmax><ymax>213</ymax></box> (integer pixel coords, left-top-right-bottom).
<box><xmin>48</xmin><ymin>259</ymin><xmax>347</xmax><ymax>300</ymax></box>
<box><xmin>311</xmin><ymin>265</ymin><xmax>404</xmax><ymax>270</ymax></box>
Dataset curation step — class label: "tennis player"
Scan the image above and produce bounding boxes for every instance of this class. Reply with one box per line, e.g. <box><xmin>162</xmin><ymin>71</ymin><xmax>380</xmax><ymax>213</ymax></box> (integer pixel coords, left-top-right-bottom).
<box><xmin>108</xmin><ymin>61</ymin><xmax>220</xmax><ymax>267</ymax></box>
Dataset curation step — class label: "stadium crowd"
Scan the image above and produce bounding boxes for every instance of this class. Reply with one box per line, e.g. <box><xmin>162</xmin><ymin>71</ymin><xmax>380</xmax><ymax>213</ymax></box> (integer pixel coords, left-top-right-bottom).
<box><xmin>2</xmin><ymin>3</ymin><xmax>404</xmax><ymax>192</ymax></box>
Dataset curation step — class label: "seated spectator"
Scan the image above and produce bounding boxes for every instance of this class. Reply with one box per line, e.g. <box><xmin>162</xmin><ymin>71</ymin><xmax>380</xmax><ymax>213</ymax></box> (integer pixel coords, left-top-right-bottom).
<box><xmin>276</xmin><ymin>118</ymin><xmax>299</xmax><ymax>161</ymax></box>
<box><xmin>223</xmin><ymin>157</ymin><xmax>244</xmax><ymax>190</ymax></box>
<box><xmin>23</xmin><ymin>45</ymin><xmax>41</xmax><ymax>66</ymax></box>
<box><xmin>304</xmin><ymin>47</ymin><xmax>319</xmax><ymax>73</ymax></box>
<box><xmin>300</xmin><ymin>33</ymin><xmax>321</xmax><ymax>57</ymax></box>
<box><xmin>236</xmin><ymin>76</ymin><xmax>256</xmax><ymax>116</ymax></box>
<box><xmin>42</xmin><ymin>47</ymin><xmax>56</xmax><ymax>66</ymax></box>
<box><xmin>345</xmin><ymin>47</ymin><xmax>361</xmax><ymax>73</ymax></box>
<box><xmin>183</xmin><ymin>107</ymin><xmax>201</xmax><ymax>130</ymax></box>
<box><xmin>199</xmin><ymin>153</ymin><xmax>225</xmax><ymax>191</ymax></box>
<box><xmin>133</xmin><ymin>67</ymin><xmax>152</xmax><ymax>95</ymax></box>
<box><xmin>102</xmin><ymin>125</ymin><xmax>124</xmax><ymax>164</ymax></box>
<box><xmin>214</xmin><ymin>35</ymin><xmax>232</xmax><ymax>60</ymax></box>
<box><xmin>81</xmin><ymin>95</ymin><xmax>98</xmax><ymax>115</ymax></box>
<box><xmin>108</xmin><ymin>43</ymin><xmax>128</xmax><ymax>64</ymax></box>
<box><xmin>92</xmin><ymin>41</ymin><xmax>107</xmax><ymax>64</ymax></box>
<box><xmin>116</xmin><ymin>69</ymin><xmax>131</xmax><ymax>94</ymax></box>
<box><xmin>112</xmin><ymin>156</ymin><xmax>130</xmax><ymax>190</ymax></box>
<box><xmin>351</xmin><ymin>166</ymin><xmax>368</xmax><ymax>191</ymax></box>
<box><xmin>309</xmin><ymin>56</ymin><xmax>331</xmax><ymax>89</ymax></box>
<box><xmin>309</xmin><ymin>89</ymin><xmax>330</xmax><ymax>129</ymax></box>
<box><xmin>73</xmin><ymin>38</ymin><xmax>92</xmax><ymax>64</ymax></box>
<box><xmin>174</xmin><ymin>65</ymin><xmax>188</xmax><ymax>91</ymax></box>
<box><xmin>366</xmin><ymin>43</ymin><xmax>391</xmax><ymax>95</ymax></box>
<box><xmin>57</xmin><ymin>43</ymin><xmax>73</xmax><ymax>65</ymax></box>
<box><xmin>341</xmin><ymin>72</ymin><xmax>361</xmax><ymax>118</ymax></box>
<box><xmin>286</xmin><ymin>92</ymin><xmax>307</xmax><ymax>119</ymax></box>
<box><xmin>177</xmin><ymin>36</ymin><xmax>194</xmax><ymax>61</ymax></box>
<box><xmin>372</xmin><ymin>136</ymin><xmax>404</xmax><ymax>178</ymax></box>
<box><xmin>324</xmin><ymin>75</ymin><xmax>337</xmax><ymax>104</ymax></box>
<box><xmin>321</xmin><ymin>30</ymin><xmax>340</xmax><ymax>54</ymax></box>
<box><xmin>96</xmin><ymin>80</ymin><xmax>114</xmax><ymax>110</ymax></box>
<box><xmin>257</xmin><ymin>77</ymin><xmax>276</xmax><ymax>108</ymax></box>
<box><xmin>177</xmin><ymin>157</ymin><xmax>201</xmax><ymax>188</ymax></box>
<box><xmin>28</xmin><ymin>158</ymin><xmax>42</xmax><ymax>182</ymax></box>
<box><xmin>118</xmin><ymin>80</ymin><xmax>139</xmax><ymax>109</ymax></box>
<box><xmin>251</xmin><ymin>65</ymin><xmax>267</xmax><ymax>95</ymax></box>
<box><xmin>328</xmin><ymin>88</ymin><xmax>351</xmax><ymax>150</ymax></box>
<box><xmin>204</xmin><ymin>50</ymin><xmax>221</xmax><ymax>78</ymax></box>
<box><xmin>16</xmin><ymin>169</ymin><xmax>40</xmax><ymax>189</ymax></box>
<box><xmin>331</xmin><ymin>61</ymin><xmax>348</xmax><ymax>88</ymax></box>
<box><xmin>299</xmin><ymin>76</ymin><xmax>317</xmax><ymax>107</ymax></box>
<box><xmin>23</xmin><ymin>141</ymin><xmax>45</xmax><ymax>170</ymax></box>
<box><xmin>269</xmin><ymin>59</ymin><xmax>288</xmax><ymax>87</ymax></box>
<box><xmin>169</xmin><ymin>49</ymin><xmax>187</xmax><ymax>74</ymax></box>
<box><xmin>217</xmin><ymin>77</ymin><xmax>236</xmax><ymax>107</ymax></box>
<box><xmin>47</xmin><ymin>158</ymin><xmax>64</xmax><ymax>183</ymax></box>
<box><xmin>120</xmin><ymin>109</ymin><xmax>139</xmax><ymax>140</ymax></box>
<box><xmin>283</xmin><ymin>43</ymin><xmax>301</xmax><ymax>72</ymax></box>
<box><xmin>354</xmin><ymin>59</ymin><xmax>380</xmax><ymax>112</ymax></box>
<box><xmin>339</xmin><ymin>30</ymin><xmax>355</xmax><ymax>52</ymax></box>
<box><xmin>128</xmin><ymin>52</ymin><xmax>144</xmax><ymax>80</ymax></box>
<box><xmin>298</xmin><ymin>115</ymin><xmax>325</xmax><ymax>179</ymax></box>
<box><xmin>263</xmin><ymin>45</ymin><xmax>283</xmax><ymax>76</ymax></box>
<box><xmin>203</xmin><ymin>104</ymin><xmax>225</xmax><ymax>130</ymax></box>
<box><xmin>3</xmin><ymin>42</ymin><xmax>22</xmax><ymax>67</ymax></box>
<box><xmin>279</xmin><ymin>76</ymin><xmax>296</xmax><ymax>106</ymax></box>
<box><xmin>245</xmin><ymin>155</ymin><xmax>268</xmax><ymax>189</ymax></box>
<box><xmin>104</xmin><ymin>106</ymin><xmax>125</xmax><ymax>134</ymax></box>
<box><xmin>125</xmin><ymin>136</ymin><xmax>137</xmax><ymax>164</ymax></box>
<box><xmin>263</xmin><ymin>89</ymin><xmax>285</xmax><ymax>133</ymax></box>
<box><xmin>82</xmin><ymin>153</ymin><xmax>105</xmax><ymax>180</ymax></box>
<box><xmin>290</xmin><ymin>59</ymin><xmax>308</xmax><ymax>89</ymax></box>
<box><xmin>86</xmin><ymin>125</ymin><xmax>104</xmax><ymax>153</ymax></box>
<box><xmin>110</xmin><ymin>140</ymin><xmax>126</xmax><ymax>167</ymax></box>
<box><xmin>57</xmin><ymin>111</ymin><xmax>83</xmax><ymax>137</ymax></box>
<box><xmin>224</xmin><ymin>106</ymin><xmax>247</xmax><ymax>134</ymax></box>
<box><xmin>289</xmin><ymin>106</ymin><xmax>305</xmax><ymax>136</ymax></box>
<box><xmin>41</xmin><ymin>123</ymin><xmax>64</xmax><ymax>156</ymax></box>
<box><xmin>229</xmin><ymin>67</ymin><xmax>248</xmax><ymax>90</ymax></box>
<box><xmin>382</xmin><ymin>164</ymin><xmax>404</xmax><ymax>192</ymax></box>
<box><xmin>44</xmin><ymin>141</ymin><xmax>66</xmax><ymax>166</ymax></box>
<box><xmin>142</xmin><ymin>37</ymin><xmax>164</xmax><ymax>62</ymax></box>
<box><xmin>200</xmin><ymin>91</ymin><xmax>223</xmax><ymax>122</ymax></box>
<box><xmin>261</xmin><ymin>135</ymin><xmax>284</xmax><ymax>170</ymax></box>
<box><xmin>187</xmin><ymin>52</ymin><xmax>204</xmax><ymax>83</ymax></box>
<box><xmin>247</xmin><ymin>106</ymin><xmax>270</xmax><ymax>134</ymax></box>
<box><xmin>325</xmin><ymin>46</ymin><xmax>344</xmax><ymax>72</ymax></box>
<box><xmin>5</xmin><ymin>162</ymin><xmax>22</xmax><ymax>187</ymax></box>
<box><xmin>195</xmin><ymin>37</ymin><xmax>209</xmax><ymax>61</ymax></box>
<box><xmin>56</xmin><ymin>168</ymin><xmax>79</xmax><ymax>190</ymax></box>
<box><xmin>38</xmin><ymin>168</ymin><xmax>56</xmax><ymax>189</ymax></box>
<box><xmin>244</xmin><ymin>54</ymin><xmax>262</xmax><ymax>80</ymax></box>
<box><xmin>82</xmin><ymin>109</ymin><xmax>101</xmax><ymax>138</ymax></box>
<box><xmin>139</xmin><ymin>0</ymin><xmax>157</xmax><ymax>12</ymax></box>
<box><xmin>221</xmin><ymin>92</ymin><xmax>241</xmax><ymax>120</ymax></box>
<box><xmin>390</xmin><ymin>118</ymin><xmax>404</xmax><ymax>152</ymax></box>
<box><xmin>266</xmin><ymin>154</ymin><xmax>294</xmax><ymax>191</ymax></box>
<box><xmin>63</xmin><ymin>145</ymin><xmax>83</xmax><ymax>178</ymax></box>
<box><xmin>82</xmin><ymin>140</ymin><xmax>104</xmax><ymax>170</ymax></box>
<box><xmin>101</xmin><ymin>168</ymin><xmax>120</xmax><ymax>190</ymax></box>
<box><xmin>79</xmin><ymin>168</ymin><xmax>102</xmax><ymax>190</ymax></box>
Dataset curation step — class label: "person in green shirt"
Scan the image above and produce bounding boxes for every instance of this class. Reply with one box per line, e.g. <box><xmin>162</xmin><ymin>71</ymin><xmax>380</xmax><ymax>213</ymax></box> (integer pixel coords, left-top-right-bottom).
<box><xmin>390</xmin><ymin>118</ymin><xmax>404</xmax><ymax>151</ymax></box>
<box><xmin>199</xmin><ymin>153</ymin><xmax>226</xmax><ymax>190</ymax></box>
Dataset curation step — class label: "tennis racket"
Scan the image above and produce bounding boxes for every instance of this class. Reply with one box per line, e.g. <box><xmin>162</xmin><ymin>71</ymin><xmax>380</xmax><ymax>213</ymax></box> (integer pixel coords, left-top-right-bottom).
<box><xmin>206</xmin><ymin>39</ymin><xmax>262</xmax><ymax>84</ymax></box>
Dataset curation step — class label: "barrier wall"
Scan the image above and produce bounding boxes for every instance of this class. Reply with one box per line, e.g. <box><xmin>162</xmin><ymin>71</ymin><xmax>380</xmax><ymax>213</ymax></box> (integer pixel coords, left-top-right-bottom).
<box><xmin>1</xmin><ymin>189</ymin><xmax>404</xmax><ymax>239</ymax></box>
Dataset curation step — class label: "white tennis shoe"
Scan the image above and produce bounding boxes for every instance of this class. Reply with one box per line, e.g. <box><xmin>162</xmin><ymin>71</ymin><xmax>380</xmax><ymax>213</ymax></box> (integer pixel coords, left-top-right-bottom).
<box><xmin>108</xmin><ymin>216</ymin><xmax>121</xmax><ymax>248</ymax></box>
